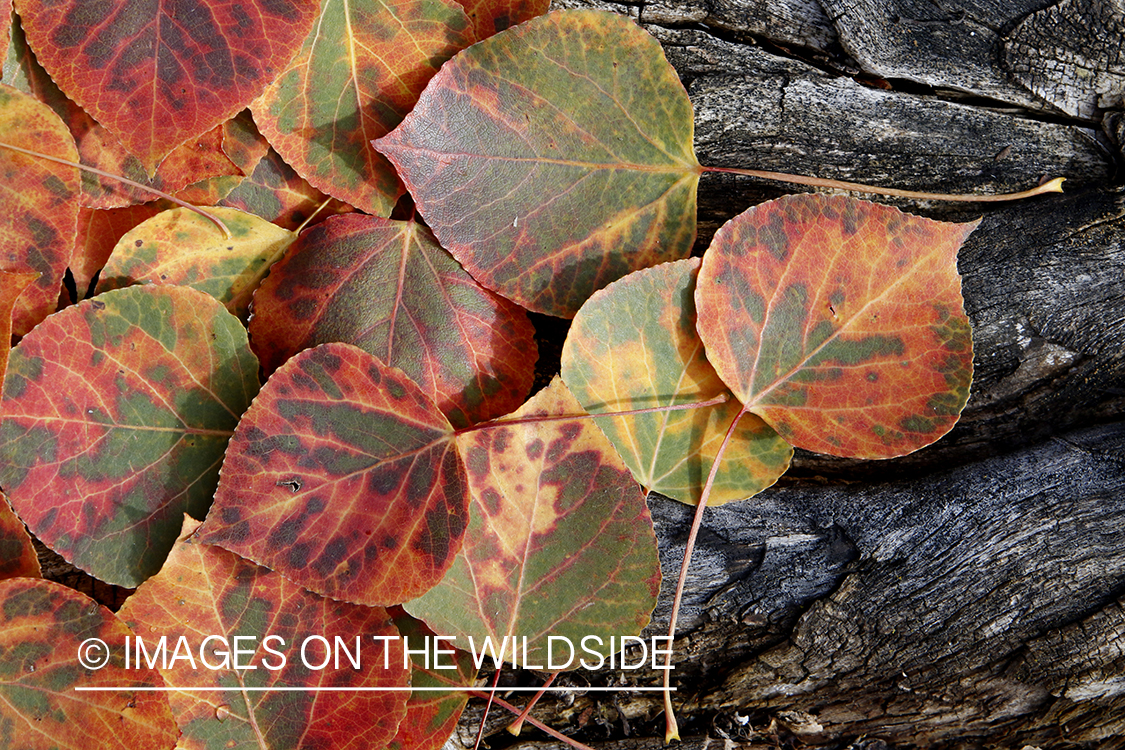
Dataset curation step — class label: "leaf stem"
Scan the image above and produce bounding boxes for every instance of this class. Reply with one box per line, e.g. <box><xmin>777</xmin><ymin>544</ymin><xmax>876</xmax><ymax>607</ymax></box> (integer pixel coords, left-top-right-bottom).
<box><xmin>0</xmin><ymin>139</ymin><xmax>234</xmax><ymax>238</ymax></box>
<box><xmin>473</xmin><ymin>691</ymin><xmax>598</xmax><ymax>750</ymax></box>
<box><xmin>454</xmin><ymin>392</ymin><xmax>730</xmax><ymax>437</ymax></box>
<box><xmin>662</xmin><ymin>402</ymin><xmax>752</xmax><ymax>743</ymax></box>
<box><xmin>507</xmin><ymin>670</ymin><xmax>559</xmax><ymax>735</ymax></box>
<box><xmin>702</xmin><ymin>166</ymin><xmax>1065</xmax><ymax>202</ymax></box>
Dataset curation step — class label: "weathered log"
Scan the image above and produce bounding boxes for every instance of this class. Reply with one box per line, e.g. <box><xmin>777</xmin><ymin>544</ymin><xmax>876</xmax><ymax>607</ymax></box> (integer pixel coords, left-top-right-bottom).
<box><xmin>452</xmin><ymin>2</ymin><xmax>1125</xmax><ymax>748</ymax></box>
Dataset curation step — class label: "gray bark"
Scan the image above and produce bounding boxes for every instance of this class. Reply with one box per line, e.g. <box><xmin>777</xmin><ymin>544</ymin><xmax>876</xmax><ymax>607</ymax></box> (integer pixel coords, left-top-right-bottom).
<box><xmin>458</xmin><ymin>0</ymin><xmax>1125</xmax><ymax>747</ymax></box>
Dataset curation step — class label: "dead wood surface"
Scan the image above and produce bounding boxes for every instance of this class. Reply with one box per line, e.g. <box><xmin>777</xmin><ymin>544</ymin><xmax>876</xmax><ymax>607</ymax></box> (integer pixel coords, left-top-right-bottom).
<box><xmin>454</xmin><ymin>1</ymin><xmax>1125</xmax><ymax>748</ymax></box>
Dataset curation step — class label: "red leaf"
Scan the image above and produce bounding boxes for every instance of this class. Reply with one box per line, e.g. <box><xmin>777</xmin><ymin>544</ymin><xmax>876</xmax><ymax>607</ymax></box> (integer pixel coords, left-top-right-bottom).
<box><xmin>17</xmin><ymin>0</ymin><xmax>319</xmax><ymax>172</ymax></box>
<box><xmin>0</xmin><ymin>285</ymin><xmax>261</xmax><ymax>586</ymax></box>
<box><xmin>0</xmin><ymin>578</ymin><xmax>178</xmax><ymax>750</ymax></box>
<box><xmin>0</xmin><ymin>83</ymin><xmax>79</xmax><ymax>336</ymax></box>
<box><xmin>120</xmin><ymin>519</ymin><xmax>410</xmax><ymax>750</ymax></box>
<box><xmin>696</xmin><ymin>194</ymin><xmax>976</xmax><ymax>458</ymax></box>
<box><xmin>249</xmin><ymin>213</ymin><xmax>537</xmax><ymax>428</ymax></box>
<box><xmin>199</xmin><ymin>343</ymin><xmax>470</xmax><ymax>607</ymax></box>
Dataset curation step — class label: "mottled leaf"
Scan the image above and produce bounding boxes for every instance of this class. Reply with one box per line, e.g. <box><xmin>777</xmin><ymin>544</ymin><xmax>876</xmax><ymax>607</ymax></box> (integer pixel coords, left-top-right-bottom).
<box><xmin>97</xmin><ymin>207</ymin><xmax>296</xmax><ymax>320</ymax></box>
<box><xmin>252</xmin><ymin>0</ymin><xmax>472</xmax><ymax>216</ymax></box>
<box><xmin>0</xmin><ymin>491</ymin><xmax>39</xmax><ymax>579</ymax></box>
<box><xmin>407</xmin><ymin>378</ymin><xmax>661</xmax><ymax>663</ymax></box>
<box><xmin>17</xmin><ymin>0</ymin><xmax>319</xmax><ymax>172</ymax></box>
<box><xmin>199</xmin><ymin>343</ymin><xmax>469</xmax><ymax>607</ymax></box>
<box><xmin>0</xmin><ymin>83</ymin><xmax>78</xmax><ymax>336</ymax></box>
<box><xmin>696</xmin><ymin>194</ymin><xmax>976</xmax><ymax>459</ymax></box>
<box><xmin>218</xmin><ymin>146</ymin><xmax>352</xmax><ymax>230</ymax></box>
<box><xmin>0</xmin><ymin>285</ymin><xmax>261</xmax><ymax>586</ymax></box>
<box><xmin>0</xmin><ymin>578</ymin><xmax>178</xmax><ymax>750</ymax></box>
<box><xmin>562</xmin><ymin>259</ymin><xmax>792</xmax><ymax>505</ymax></box>
<box><xmin>120</xmin><ymin>519</ymin><xmax>410</xmax><ymax>750</ymax></box>
<box><xmin>250</xmin><ymin>213</ymin><xmax>536</xmax><ymax>427</ymax></box>
<box><xmin>456</xmin><ymin>0</ymin><xmax>549</xmax><ymax>43</ymax></box>
<box><xmin>388</xmin><ymin>608</ymin><xmax>475</xmax><ymax>750</ymax></box>
<box><xmin>71</xmin><ymin>204</ymin><xmax>165</xmax><ymax>299</ymax></box>
<box><xmin>376</xmin><ymin>9</ymin><xmax>700</xmax><ymax>318</ymax></box>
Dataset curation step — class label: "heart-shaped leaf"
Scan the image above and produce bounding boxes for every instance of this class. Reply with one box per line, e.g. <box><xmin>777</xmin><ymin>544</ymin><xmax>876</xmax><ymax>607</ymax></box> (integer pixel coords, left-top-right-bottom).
<box><xmin>406</xmin><ymin>378</ymin><xmax>661</xmax><ymax>664</ymax></box>
<box><xmin>251</xmin><ymin>0</ymin><xmax>472</xmax><ymax>216</ymax></box>
<box><xmin>249</xmin><ymin>213</ymin><xmax>536</xmax><ymax>428</ymax></box>
<box><xmin>97</xmin><ymin>207</ymin><xmax>296</xmax><ymax>320</ymax></box>
<box><xmin>696</xmin><ymin>194</ymin><xmax>977</xmax><ymax>458</ymax></box>
<box><xmin>16</xmin><ymin>0</ymin><xmax>319</xmax><ymax>172</ymax></box>
<box><xmin>562</xmin><ymin>258</ymin><xmax>793</xmax><ymax>505</ymax></box>
<box><xmin>376</xmin><ymin>9</ymin><xmax>701</xmax><ymax>318</ymax></box>
<box><xmin>199</xmin><ymin>343</ymin><xmax>469</xmax><ymax>607</ymax></box>
<box><xmin>0</xmin><ymin>285</ymin><xmax>260</xmax><ymax>586</ymax></box>
<box><xmin>0</xmin><ymin>578</ymin><xmax>178</xmax><ymax>750</ymax></box>
<box><xmin>0</xmin><ymin>83</ymin><xmax>79</xmax><ymax>336</ymax></box>
<box><xmin>120</xmin><ymin>519</ymin><xmax>411</xmax><ymax>750</ymax></box>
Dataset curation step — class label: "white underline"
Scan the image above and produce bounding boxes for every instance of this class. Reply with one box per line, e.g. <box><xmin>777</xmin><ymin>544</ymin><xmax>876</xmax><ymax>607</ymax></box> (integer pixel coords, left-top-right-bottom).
<box><xmin>75</xmin><ymin>686</ymin><xmax>675</xmax><ymax>692</ymax></box>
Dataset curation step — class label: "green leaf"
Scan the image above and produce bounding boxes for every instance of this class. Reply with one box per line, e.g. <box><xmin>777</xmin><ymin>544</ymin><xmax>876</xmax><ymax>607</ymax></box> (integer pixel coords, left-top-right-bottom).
<box><xmin>407</xmin><ymin>378</ymin><xmax>661</xmax><ymax>665</ymax></box>
<box><xmin>696</xmin><ymin>194</ymin><xmax>977</xmax><ymax>459</ymax></box>
<box><xmin>0</xmin><ymin>578</ymin><xmax>178</xmax><ymax>750</ymax></box>
<box><xmin>251</xmin><ymin>0</ymin><xmax>473</xmax><ymax>216</ymax></box>
<box><xmin>0</xmin><ymin>285</ymin><xmax>260</xmax><ymax>586</ymax></box>
<box><xmin>119</xmin><ymin>519</ymin><xmax>411</xmax><ymax>750</ymax></box>
<box><xmin>0</xmin><ymin>83</ymin><xmax>79</xmax><ymax>336</ymax></box>
<box><xmin>562</xmin><ymin>258</ymin><xmax>792</xmax><ymax>505</ymax></box>
<box><xmin>198</xmin><ymin>343</ymin><xmax>469</xmax><ymax>607</ymax></box>
<box><xmin>96</xmin><ymin>207</ymin><xmax>297</xmax><ymax>321</ymax></box>
<box><xmin>249</xmin><ymin>213</ymin><xmax>536</xmax><ymax>428</ymax></box>
<box><xmin>376</xmin><ymin>9</ymin><xmax>701</xmax><ymax>318</ymax></box>
<box><xmin>16</xmin><ymin>0</ymin><xmax>319</xmax><ymax>171</ymax></box>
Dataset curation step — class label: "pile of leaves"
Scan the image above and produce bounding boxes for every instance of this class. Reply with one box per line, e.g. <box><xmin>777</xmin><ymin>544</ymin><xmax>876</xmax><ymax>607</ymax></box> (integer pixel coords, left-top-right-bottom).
<box><xmin>0</xmin><ymin>1</ymin><xmax>985</xmax><ymax>748</ymax></box>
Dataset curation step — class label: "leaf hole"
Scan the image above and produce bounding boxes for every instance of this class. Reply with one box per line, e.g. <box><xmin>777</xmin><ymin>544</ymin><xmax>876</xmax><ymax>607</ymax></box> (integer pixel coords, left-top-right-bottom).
<box><xmin>276</xmin><ymin>478</ymin><xmax>302</xmax><ymax>492</ymax></box>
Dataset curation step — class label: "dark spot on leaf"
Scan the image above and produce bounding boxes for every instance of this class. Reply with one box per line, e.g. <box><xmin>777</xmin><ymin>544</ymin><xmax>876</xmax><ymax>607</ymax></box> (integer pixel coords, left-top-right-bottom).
<box><xmin>313</xmin><ymin>536</ymin><xmax>349</xmax><ymax>576</ymax></box>
<box><xmin>481</xmin><ymin>488</ymin><xmax>501</xmax><ymax>516</ymax></box>
<box><xmin>382</xmin><ymin>535</ymin><xmax>396</xmax><ymax>549</ymax></box>
<box><xmin>525</xmin><ymin>439</ymin><xmax>543</xmax><ymax>460</ymax></box>
<box><xmin>220</xmin><ymin>507</ymin><xmax>242</xmax><ymax>524</ymax></box>
<box><xmin>288</xmin><ymin>542</ymin><xmax>311</xmax><ymax>569</ymax></box>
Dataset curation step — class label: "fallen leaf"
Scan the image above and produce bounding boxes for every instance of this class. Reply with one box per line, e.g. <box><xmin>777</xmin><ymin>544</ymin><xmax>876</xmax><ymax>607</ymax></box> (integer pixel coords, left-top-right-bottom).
<box><xmin>696</xmin><ymin>194</ymin><xmax>976</xmax><ymax>458</ymax></box>
<box><xmin>0</xmin><ymin>285</ymin><xmax>260</xmax><ymax>586</ymax></box>
<box><xmin>199</xmin><ymin>343</ymin><xmax>469</xmax><ymax>607</ymax></box>
<box><xmin>376</xmin><ymin>9</ymin><xmax>700</xmax><ymax>317</ymax></box>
